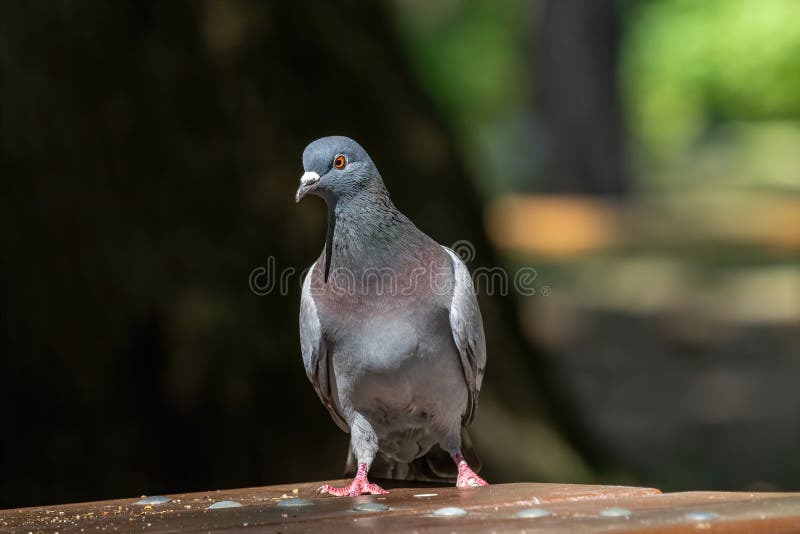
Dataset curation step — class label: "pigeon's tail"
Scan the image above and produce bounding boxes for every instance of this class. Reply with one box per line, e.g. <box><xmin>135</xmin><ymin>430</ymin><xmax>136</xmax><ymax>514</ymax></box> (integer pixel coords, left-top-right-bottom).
<box><xmin>344</xmin><ymin>428</ymin><xmax>482</xmax><ymax>483</ymax></box>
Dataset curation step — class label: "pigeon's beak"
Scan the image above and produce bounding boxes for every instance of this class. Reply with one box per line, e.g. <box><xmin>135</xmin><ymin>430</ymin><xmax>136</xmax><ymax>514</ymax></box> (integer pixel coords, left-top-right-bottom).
<box><xmin>295</xmin><ymin>171</ymin><xmax>320</xmax><ymax>202</ymax></box>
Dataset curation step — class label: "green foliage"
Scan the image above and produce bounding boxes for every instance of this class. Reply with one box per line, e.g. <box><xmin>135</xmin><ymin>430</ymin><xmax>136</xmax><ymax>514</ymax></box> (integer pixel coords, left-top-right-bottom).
<box><xmin>392</xmin><ymin>0</ymin><xmax>535</xmax><ymax>197</ymax></box>
<box><xmin>392</xmin><ymin>0</ymin><xmax>530</xmax><ymax>127</ymax></box>
<box><xmin>622</xmin><ymin>0</ymin><xmax>800</xmax><ymax>159</ymax></box>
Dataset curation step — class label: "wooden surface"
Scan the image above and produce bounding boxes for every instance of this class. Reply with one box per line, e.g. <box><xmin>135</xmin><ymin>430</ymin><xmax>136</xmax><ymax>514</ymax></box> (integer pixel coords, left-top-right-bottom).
<box><xmin>3</xmin><ymin>480</ymin><xmax>800</xmax><ymax>533</ymax></box>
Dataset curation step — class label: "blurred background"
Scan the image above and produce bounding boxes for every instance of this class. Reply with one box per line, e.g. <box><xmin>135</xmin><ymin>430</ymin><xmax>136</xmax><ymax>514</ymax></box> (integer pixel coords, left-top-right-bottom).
<box><xmin>1</xmin><ymin>0</ymin><xmax>798</xmax><ymax>509</ymax></box>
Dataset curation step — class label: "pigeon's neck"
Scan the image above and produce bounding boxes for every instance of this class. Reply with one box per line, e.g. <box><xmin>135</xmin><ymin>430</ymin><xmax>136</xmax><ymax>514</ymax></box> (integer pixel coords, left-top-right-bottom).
<box><xmin>321</xmin><ymin>188</ymin><xmax>415</xmax><ymax>281</ymax></box>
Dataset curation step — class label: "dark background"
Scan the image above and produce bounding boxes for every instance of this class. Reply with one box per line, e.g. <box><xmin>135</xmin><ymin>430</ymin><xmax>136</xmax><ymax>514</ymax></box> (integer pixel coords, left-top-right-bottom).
<box><xmin>1</xmin><ymin>0</ymin><xmax>798</xmax><ymax>508</ymax></box>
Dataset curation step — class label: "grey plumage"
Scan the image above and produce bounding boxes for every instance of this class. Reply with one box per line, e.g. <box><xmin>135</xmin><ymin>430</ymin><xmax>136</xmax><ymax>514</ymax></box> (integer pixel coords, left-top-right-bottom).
<box><xmin>297</xmin><ymin>136</ymin><xmax>487</xmax><ymax>487</ymax></box>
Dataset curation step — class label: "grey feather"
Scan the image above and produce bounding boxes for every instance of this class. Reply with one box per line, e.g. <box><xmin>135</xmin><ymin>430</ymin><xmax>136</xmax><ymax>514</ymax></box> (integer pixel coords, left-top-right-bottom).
<box><xmin>299</xmin><ymin>261</ymin><xmax>348</xmax><ymax>432</ymax></box>
<box><xmin>443</xmin><ymin>246</ymin><xmax>487</xmax><ymax>425</ymax></box>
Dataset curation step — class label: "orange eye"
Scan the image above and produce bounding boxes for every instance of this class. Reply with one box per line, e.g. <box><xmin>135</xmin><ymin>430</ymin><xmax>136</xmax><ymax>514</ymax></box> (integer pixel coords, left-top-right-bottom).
<box><xmin>333</xmin><ymin>154</ymin><xmax>346</xmax><ymax>169</ymax></box>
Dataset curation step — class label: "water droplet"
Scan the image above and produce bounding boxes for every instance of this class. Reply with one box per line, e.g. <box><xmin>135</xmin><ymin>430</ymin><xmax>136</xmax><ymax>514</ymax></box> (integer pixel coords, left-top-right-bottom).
<box><xmin>600</xmin><ymin>507</ymin><xmax>632</xmax><ymax>517</ymax></box>
<box><xmin>686</xmin><ymin>511</ymin><xmax>719</xmax><ymax>521</ymax></box>
<box><xmin>516</xmin><ymin>508</ymin><xmax>551</xmax><ymax>518</ymax></box>
<box><xmin>208</xmin><ymin>500</ymin><xmax>242</xmax><ymax>509</ymax></box>
<box><xmin>353</xmin><ymin>502</ymin><xmax>389</xmax><ymax>512</ymax></box>
<box><xmin>277</xmin><ymin>498</ymin><xmax>314</xmax><ymax>508</ymax></box>
<box><xmin>134</xmin><ymin>496</ymin><xmax>171</xmax><ymax>506</ymax></box>
<box><xmin>432</xmin><ymin>507</ymin><xmax>467</xmax><ymax>517</ymax></box>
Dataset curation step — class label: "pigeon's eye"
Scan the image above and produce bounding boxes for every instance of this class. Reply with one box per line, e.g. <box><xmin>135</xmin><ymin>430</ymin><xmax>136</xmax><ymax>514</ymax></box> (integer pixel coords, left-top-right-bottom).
<box><xmin>333</xmin><ymin>154</ymin><xmax>347</xmax><ymax>170</ymax></box>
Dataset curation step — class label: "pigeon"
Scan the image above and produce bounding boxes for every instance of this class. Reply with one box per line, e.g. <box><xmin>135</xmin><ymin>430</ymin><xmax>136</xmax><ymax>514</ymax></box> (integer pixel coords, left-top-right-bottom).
<box><xmin>296</xmin><ymin>136</ymin><xmax>487</xmax><ymax>496</ymax></box>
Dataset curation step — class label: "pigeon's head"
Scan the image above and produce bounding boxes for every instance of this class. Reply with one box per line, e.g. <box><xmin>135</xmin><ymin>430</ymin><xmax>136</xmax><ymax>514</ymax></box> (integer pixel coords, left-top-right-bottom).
<box><xmin>295</xmin><ymin>136</ymin><xmax>382</xmax><ymax>203</ymax></box>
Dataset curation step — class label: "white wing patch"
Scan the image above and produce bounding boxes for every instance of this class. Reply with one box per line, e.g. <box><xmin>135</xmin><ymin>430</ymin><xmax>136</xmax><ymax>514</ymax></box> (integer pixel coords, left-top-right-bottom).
<box><xmin>443</xmin><ymin>247</ymin><xmax>487</xmax><ymax>424</ymax></box>
<box><xmin>299</xmin><ymin>262</ymin><xmax>349</xmax><ymax>432</ymax></box>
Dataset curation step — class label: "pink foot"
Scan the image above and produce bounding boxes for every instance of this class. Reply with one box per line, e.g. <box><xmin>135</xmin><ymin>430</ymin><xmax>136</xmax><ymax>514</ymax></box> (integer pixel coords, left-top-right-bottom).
<box><xmin>317</xmin><ymin>462</ymin><xmax>389</xmax><ymax>496</ymax></box>
<box><xmin>455</xmin><ymin>453</ymin><xmax>489</xmax><ymax>488</ymax></box>
<box><xmin>317</xmin><ymin>479</ymin><xmax>388</xmax><ymax>496</ymax></box>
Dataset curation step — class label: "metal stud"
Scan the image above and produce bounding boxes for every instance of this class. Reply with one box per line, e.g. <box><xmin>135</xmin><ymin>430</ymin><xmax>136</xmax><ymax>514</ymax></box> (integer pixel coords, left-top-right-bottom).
<box><xmin>516</xmin><ymin>508</ymin><xmax>551</xmax><ymax>518</ymax></box>
<box><xmin>600</xmin><ymin>507</ymin><xmax>632</xmax><ymax>517</ymax></box>
<box><xmin>353</xmin><ymin>502</ymin><xmax>389</xmax><ymax>512</ymax></box>
<box><xmin>686</xmin><ymin>511</ymin><xmax>720</xmax><ymax>521</ymax></box>
<box><xmin>432</xmin><ymin>507</ymin><xmax>467</xmax><ymax>517</ymax></box>
<box><xmin>277</xmin><ymin>498</ymin><xmax>314</xmax><ymax>508</ymax></box>
<box><xmin>208</xmin><ymin>500</ymin><xmax>242</xmax><ymax>509</ymax></box>
<box><xmin>134</xmin><ymin>496</ymin><xmax>172</xmax><ymax>506</ymax></box>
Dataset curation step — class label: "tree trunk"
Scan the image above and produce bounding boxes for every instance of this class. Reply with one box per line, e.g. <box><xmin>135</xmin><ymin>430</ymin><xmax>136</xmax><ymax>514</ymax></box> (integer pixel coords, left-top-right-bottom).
<box><xmin>536</xmin><ymin>0</ymin><xmax>627</xmax><ymax>196</ymax></box>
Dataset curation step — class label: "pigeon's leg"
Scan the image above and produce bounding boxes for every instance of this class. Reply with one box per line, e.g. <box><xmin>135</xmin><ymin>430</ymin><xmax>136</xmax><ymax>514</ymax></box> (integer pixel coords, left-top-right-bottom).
<box><xmin>318</xmin><ymin>413</ymin><xmax>388</xmax><ymax>497</ymax></box>
<box><xmin>440</xmin><ymin>422</ymin><xmax>488</xmax><ymax>488</ymax></box>
<box><xmin>453</xmin><ymin>451</ymin><xmax>488</xmax><ymax>488</ymax></box>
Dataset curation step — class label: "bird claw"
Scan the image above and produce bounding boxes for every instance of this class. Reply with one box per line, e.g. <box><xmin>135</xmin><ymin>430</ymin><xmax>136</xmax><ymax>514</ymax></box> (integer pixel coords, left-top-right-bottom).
<box><xmin>317</xmin><ymin>479</ymin><xmax>389</xmax><ymax>496</ymax></box>
<box><xmin>364</xmin><ymin>482</ymin><xmax>390</xmax><ymax>495</ymax></box>
<box><xmin>456</xmin><ymin>465</ymin><xmax>489</xmax><ymax>488</ymax></box>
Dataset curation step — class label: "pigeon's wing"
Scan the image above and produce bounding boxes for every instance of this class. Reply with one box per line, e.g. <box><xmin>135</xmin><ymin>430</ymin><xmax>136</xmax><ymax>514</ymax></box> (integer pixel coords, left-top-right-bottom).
<box><xmin>442</xmin><ymin>247</ymin><xmax>487</xmax><ymax>426</ymax></box>
<box><xmin>300</xmin><ymin>263</ymin><xmax>349</xmax><ymax>432</ymax></box>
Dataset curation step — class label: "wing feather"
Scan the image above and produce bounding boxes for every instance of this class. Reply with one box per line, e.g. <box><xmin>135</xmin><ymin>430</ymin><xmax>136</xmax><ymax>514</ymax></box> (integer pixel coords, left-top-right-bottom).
<box><xmin>442</xmin><ymin>247</ymin><xmax>487</xmax><ymax>425</ymax></box>
<box><xmin>299</xmin><ymin>263</ymin><xmax>349</xmax><ymax>432</ymax></box>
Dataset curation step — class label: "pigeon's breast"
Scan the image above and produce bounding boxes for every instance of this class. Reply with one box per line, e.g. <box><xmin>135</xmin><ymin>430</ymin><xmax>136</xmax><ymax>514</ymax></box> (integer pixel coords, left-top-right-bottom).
<box><xmin>328</xmin><ymin>305</ymin><xmax>467</xmax><ymax>443</ymax></box>
<box><xmin>309</xmin><ymin>241</ymin><xmax>454</xmax><ymax>319</ymax></box>
<box><xmin>308</xmin><ymin>240</ymin><xmax>468</xmax><ymax>441</ymax></box>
